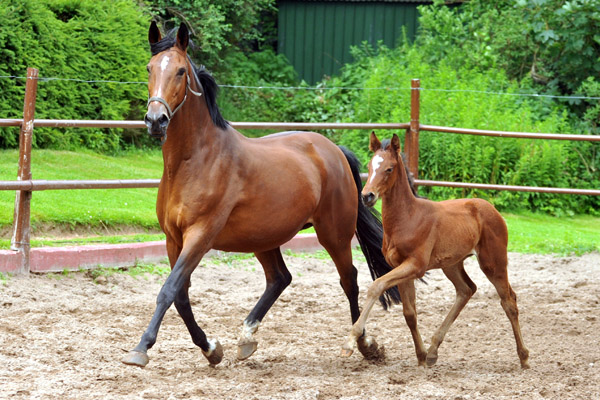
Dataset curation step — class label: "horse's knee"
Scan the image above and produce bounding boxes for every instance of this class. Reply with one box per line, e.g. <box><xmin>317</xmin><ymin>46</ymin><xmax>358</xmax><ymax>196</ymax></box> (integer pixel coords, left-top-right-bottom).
<box><xmin>403</xmin><ymin>309</ymin><xmax>418</xmax><ymax>330</ymax></box>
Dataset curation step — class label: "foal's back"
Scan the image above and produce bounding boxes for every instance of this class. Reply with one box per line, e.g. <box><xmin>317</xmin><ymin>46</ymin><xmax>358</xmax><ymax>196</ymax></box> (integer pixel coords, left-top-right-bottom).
<box><xmin>410</xmin><ymin>197</ymin><xmax>508</xmax><ymax>270</ymax></box>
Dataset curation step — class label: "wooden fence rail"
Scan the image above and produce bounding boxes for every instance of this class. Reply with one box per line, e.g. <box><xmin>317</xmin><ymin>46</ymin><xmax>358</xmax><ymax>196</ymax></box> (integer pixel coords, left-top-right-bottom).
<box><xmin>1</xmin><ymin>71</ymin><xmax>599</xmax><ymax>273</ymax></box>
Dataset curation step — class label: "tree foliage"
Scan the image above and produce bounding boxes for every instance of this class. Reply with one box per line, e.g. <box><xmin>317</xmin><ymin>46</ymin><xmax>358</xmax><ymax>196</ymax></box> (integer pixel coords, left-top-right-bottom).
<box><xmin>142</xmin><ymin>0</ymin><xmax>277</xmax><ymax>72</ymax></box>
<box><xmin>0</xmin><ymin>0</ymin><xmax>150</xmax><ymax>152</ymax></box>
<box><xmin>416</xmin><ymin>0</ymin><xmax>600</xmax><ymax>128</ymax></box>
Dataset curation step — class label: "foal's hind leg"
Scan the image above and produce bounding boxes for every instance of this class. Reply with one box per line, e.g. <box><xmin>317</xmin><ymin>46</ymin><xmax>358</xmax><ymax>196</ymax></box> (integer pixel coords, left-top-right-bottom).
<box><xmin>426</xmin><ymin>262</ymin><xmax>477</xmax><ymax>366</ymax></box>
<box><xmin>478</xmin><ymin>251</ymin><xmax>530</xmax><ymax>369</ymax></box>
<box><xmin>237</xmin><ymin>248</ymin><xmax>292</xmax><ymax>360</ymax></box>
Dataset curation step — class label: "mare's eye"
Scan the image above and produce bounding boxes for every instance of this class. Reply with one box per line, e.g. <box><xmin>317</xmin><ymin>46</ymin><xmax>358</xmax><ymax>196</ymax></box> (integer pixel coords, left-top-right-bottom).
<box><xmin>385</xmin><ymin>167</ymin><xmax>394</xmax><ymax>173</ymax></box>
<box><xmin>146</xmin><ymin>65</ymin><xmax>151</xmax><ymax>73</ymax></box>
<box><xmin>177</xmin><ymin>68</ymin><xmax>186</xmax><ymax>76</ymax></box>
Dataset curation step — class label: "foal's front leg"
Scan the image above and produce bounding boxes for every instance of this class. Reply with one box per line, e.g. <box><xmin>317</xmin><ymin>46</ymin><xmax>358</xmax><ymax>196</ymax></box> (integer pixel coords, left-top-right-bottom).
<box><xmin>397</xmin><ymin>280</ymin><xmax>427</xmax><ymax>366</ymax></box>
<box><xmin>341</xmin><ymin>258</ymin><xmax>424</xmax><ymax>357</ymax></box>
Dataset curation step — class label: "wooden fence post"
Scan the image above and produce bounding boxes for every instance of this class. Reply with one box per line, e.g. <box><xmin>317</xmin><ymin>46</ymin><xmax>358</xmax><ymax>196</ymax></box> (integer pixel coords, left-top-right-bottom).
<box><xmin>405</xmin><ymin>78</ymin><xmax>420</xmax><ymax>183</ymax></box>
<box><xmin>10</xmin><ymin>67</ymin><xmax>38</xmax><ymax>274</ymax></box>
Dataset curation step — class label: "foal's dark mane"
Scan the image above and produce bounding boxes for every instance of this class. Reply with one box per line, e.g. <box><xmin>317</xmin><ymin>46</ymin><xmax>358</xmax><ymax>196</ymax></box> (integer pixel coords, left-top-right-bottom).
<box><xmin>150</xmin><ymin>34</ymin><xmax>229</xmax><ymax>130</ymax></box>
<box><xmin>380</xmin><ymin>139</ymin><xmax>419</xmax><ymax>197</ymax></box>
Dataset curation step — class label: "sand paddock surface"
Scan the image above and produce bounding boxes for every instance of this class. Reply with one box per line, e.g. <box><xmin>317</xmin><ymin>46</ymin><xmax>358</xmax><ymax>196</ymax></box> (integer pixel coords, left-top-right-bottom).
<box><xmin>1</xmin><ymin>251</ymin><xmax>599</xmax><ymax>399</ymax></box>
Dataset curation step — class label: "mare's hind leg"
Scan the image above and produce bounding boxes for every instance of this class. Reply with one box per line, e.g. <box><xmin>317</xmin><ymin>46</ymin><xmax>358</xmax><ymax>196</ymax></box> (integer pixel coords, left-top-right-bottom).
<box><xmin>237</xmin><ymin>248</ymin><xmax>292</xmax><ymax>360</ymax></box>
<box><xmin>478</xmin><ymin>250</ymin><xmax>530</xmax><ymax>369</ymax></box>
<box><xmin>315</xmin><ymin>227</ymin><xmax>384</xmax><ymax>360</ymax></box>
<box><xmin>426</xmin><ymin>262</ymin><xmax>477</xmax><ymax>366</ymax></box>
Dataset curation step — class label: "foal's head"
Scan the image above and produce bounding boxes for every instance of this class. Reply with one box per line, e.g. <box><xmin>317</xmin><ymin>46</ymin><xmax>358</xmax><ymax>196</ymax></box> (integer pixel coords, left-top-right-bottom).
<box><xmin>145</xmin><ymin>21</ymin><xmax>196</xmax><ymax>141</ymax></box>
<box><xmin>362</xmin><ymin>132</ymin><xmax>404</xmax><ymax>207</ymax></box>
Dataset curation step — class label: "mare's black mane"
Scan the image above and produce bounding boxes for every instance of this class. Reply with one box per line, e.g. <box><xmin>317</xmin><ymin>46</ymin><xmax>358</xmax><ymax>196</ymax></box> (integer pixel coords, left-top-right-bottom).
<box><xmin>150</xmin><ymin>33</ymin><xmax>229</xmax><ymax>130</ymax></box>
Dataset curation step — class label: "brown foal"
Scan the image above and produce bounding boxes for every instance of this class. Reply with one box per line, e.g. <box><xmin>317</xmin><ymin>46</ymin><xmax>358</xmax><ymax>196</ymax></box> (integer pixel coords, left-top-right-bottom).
<box><xmin>341</xmin><ymin>132</ymin><xmax>530</xmax><ymax>369</ymax></box>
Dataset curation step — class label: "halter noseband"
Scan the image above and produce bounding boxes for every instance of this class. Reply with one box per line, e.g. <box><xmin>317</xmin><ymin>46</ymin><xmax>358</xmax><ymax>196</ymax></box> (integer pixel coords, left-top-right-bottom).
<box><xmin>147</xmin><ymin>68</ymin><xmax>203</xmax><ymax>144</ymax></box>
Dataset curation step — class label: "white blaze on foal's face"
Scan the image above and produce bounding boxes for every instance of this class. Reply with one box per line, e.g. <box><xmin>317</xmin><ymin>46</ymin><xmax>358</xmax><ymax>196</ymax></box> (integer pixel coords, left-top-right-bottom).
<box><xmin>369</xmin><ymin>155</ymin><xmax>384</xmax><ymax>184</ymax></box>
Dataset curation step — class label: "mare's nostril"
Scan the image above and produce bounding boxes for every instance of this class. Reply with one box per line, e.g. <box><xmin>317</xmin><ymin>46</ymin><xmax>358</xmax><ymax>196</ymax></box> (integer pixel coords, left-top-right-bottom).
<box><xmin>158</xmin><ymin>114</ymin><xmax>169</xmax><ymax>127</ymax></box>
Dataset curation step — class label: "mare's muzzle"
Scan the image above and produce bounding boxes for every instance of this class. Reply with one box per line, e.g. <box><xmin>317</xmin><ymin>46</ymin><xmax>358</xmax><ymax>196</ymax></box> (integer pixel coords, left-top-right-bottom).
<box><xmin>144</xmin><ymin>109</ymin><xmax>169</xmax><ymax>141</ymax></box>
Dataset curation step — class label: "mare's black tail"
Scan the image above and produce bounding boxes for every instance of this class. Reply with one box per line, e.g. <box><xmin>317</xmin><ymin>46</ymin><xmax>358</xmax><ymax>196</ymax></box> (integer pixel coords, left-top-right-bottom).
<box><xmin>339</xmin><ymin>146</ymin><xmax>402</xmax><ymax>310</ymax></box>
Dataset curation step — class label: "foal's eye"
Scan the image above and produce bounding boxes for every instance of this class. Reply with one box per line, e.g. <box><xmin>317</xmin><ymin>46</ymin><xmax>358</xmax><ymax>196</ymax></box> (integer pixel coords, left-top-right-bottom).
<box><xmin>146</xmin><ymin>65</ymin><xmax>151</xmax><ymax>73</ymax></box>
<box><xmin>177</xmin><ymin>68</ymin><xmax>186</xmax><ymax>76</ymax></box>
<box><xmin>385</xmin><ymin>167</ymin><xmax>394</xmax><ymax>173</ymax></box>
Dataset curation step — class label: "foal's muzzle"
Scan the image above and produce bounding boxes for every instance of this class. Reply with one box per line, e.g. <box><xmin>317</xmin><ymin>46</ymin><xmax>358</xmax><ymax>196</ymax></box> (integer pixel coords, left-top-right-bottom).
<box><xmin>361</xmin><ymin>192</ymin><xmax>378</xmax><ymax>207</ymax></box>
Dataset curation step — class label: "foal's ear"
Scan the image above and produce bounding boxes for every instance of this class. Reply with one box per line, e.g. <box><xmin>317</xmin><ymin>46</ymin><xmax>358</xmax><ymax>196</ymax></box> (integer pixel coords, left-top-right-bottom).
<box><xmin>149</xmin><ymin>21</ymin><xmax>162</xmax><ymax>44</ymax></box>
<box><xmin>176</xmin><ymin>22</ymin><xmax>189</xmax><ymax>51</ymax></box>
<box><xmin>369</xmin><ymin>131</ymin><xmax>382</xmax><ymax>152</ymax></box>
<box><xmin>391</xmin><ymin>133</ymin><xmax>402</xmax><ymax>154</ymax></box>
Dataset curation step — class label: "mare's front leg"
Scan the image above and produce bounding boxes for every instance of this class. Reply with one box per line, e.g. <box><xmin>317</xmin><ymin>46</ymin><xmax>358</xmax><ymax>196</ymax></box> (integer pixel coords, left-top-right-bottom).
<box><xmin>237</xmin><ymin>248</ymin><xmax>292</xmax><ymax>360</ymax></box>
<box><xmin>122</xmin><ymin>227</ymin><xmax>221</xmax><ymax>367</ymax></box>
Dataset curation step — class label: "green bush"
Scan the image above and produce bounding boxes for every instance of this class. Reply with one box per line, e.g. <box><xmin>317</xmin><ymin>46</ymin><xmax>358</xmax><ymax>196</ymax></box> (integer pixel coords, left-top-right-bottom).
<box><xmin>0</xmin><ymin>0</ymin><xmax>150</xmax><ymax>152</ymax></box>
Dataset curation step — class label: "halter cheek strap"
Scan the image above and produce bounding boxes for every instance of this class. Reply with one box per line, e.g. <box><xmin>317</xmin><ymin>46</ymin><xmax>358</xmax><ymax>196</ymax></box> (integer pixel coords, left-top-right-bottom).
<box><xmin>147</xmin><ymin>71</ymin><xmax>202</xmax><ymax>144</ymax></box>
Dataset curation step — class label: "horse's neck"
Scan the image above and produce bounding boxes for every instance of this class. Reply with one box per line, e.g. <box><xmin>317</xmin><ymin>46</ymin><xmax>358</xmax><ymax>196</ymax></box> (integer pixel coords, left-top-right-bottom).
<box><xmin>381</xmin><ymin>163</ymin><xmax>417</xmax><ymax>223</ymax></box>
<box><xmin>161</xmin><ymin>97</ymin><xmax>233</xmax><ymax>172</ymax></box>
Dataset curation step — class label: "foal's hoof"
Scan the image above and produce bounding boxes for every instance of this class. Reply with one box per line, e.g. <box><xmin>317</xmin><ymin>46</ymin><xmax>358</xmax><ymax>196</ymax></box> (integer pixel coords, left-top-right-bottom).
<box><xmin>237</xmin><ymin>339</ymin><xmax>258</xmax><ymax>360</ymax></box>
<box><xmin>426</xmin><ymin>354</ymin><xmax>438</xmax><ymax>367</ymax></box>
<box><xmin>340</xmin><ymin>347</ymin><xmax>354</xmax><ymax>358</ymax></box>
<box><xmin>203</xmin><ymin>339</ymin><xmax>224</xmax><ymax>366</ymax></box>
<box><xmin>121</xmin><ymin>350</ymin><xmax>149</xmax><ymax>368</ymax></box>
<box><xmin>357</xmin><ymin>335</ymin><xmax>386</xmax><ymax>362</ymax></box>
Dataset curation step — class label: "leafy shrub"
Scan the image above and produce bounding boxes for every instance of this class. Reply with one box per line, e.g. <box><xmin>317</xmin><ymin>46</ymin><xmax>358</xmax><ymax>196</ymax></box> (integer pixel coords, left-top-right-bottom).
<box><xmin>0</xmin><ymin>0</ymin><xmax>149</xmax><ymax>152</ymax></box>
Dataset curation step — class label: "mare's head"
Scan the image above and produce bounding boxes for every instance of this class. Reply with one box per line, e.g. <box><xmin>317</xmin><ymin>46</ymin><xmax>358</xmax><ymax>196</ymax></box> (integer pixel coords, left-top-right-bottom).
<box><xmin>145</xmin><ymin>21</ymin><xmax>195</xmax><ymax>141</ymax></box>
<box><xmin>362</xmin><ymin>132</ymin><xmax>403</xmax><ymax>207</ymax></box>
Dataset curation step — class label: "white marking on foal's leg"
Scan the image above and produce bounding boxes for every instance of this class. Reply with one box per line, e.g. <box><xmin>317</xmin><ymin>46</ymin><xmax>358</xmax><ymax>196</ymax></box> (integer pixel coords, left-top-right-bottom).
<box><xmin>369</xmin><ymin>155</ymin><xmax>384</xmax><ymax>184</ymax></box>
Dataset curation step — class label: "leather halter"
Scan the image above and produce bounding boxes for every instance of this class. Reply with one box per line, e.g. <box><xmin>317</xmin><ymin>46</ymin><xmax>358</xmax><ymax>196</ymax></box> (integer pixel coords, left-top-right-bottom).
<box><xmin>147</xmin><ymin>67</ymin><xmax>203</xmax><ymax>144</ymax></box>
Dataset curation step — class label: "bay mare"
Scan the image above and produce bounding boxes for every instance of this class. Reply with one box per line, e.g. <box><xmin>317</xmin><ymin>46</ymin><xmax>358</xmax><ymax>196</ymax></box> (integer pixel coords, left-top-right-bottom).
<box><xmin>341</xmin><ymin>132</ymin><xmax>530</xmax><ymax>369</ymax></box>
<box><xmin>121</xmin><ymin>22</ymin><xmax>405</xmax><ymax>367</ymax></box>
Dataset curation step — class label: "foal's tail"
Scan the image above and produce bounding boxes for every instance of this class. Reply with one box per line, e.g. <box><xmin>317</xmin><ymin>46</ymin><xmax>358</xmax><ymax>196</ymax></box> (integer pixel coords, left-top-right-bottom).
<box><xmin>339</xmin><ymin>146</ymin><xmax>402</xmax><ymax>310</ymax></box>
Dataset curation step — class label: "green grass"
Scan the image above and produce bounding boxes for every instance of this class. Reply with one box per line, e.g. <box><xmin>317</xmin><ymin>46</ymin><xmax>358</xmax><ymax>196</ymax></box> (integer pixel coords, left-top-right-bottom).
<box><xmin>503</xmin><ymin>212</ymin><xmax>599</xmax><ymax>255</ymax></box>
<box><xmin>1</xmin><ymin>150</ymin><xmax>598</xmax><ymax>255</ymax></box>
<box><xmin>0</xmin><ymin>148</ymin><xmax>163</xmax><ymax>230</ymax></box>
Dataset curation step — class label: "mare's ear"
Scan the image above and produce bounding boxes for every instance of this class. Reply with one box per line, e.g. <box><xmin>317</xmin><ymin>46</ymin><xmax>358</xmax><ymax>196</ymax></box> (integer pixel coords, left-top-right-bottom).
<box><xmin>391</xmin><ymin>134</ymin><xmax>402</xmax><ymax>154</ymax></box>
<box><xmin>369</xmin><ymin>131</ymin><xmax>381</xmax><ymax>152</ymax></box>
<box><xmin>176</xmin><ymin>22</ymin><xmax>189</xmax><ymax>51</ymax></box>
<box><xmin>149</xmin><ymin>21</ymin><xmax>162</xmax><ymax>44</ymax></box>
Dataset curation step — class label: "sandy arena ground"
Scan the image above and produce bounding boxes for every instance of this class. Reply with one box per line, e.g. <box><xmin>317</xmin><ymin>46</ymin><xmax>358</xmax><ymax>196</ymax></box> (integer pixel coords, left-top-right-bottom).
<box><xmin>1</xmin><ymin>251</ymin><xmax>598</xmax><ymax>399</ymax></box>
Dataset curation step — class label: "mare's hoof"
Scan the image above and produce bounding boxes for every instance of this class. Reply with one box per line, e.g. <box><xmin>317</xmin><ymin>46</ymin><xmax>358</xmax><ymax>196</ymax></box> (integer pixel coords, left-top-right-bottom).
<box><xmin>121</xmin><ymin>350</ymin><xmax>149</xmax><ymax>368</ymax></box>
<box><xmin>237</xmin><ymin>339</ymin><xmax>258</xmax><ymax>360</ymax></box>
<box><xmin>357</xmin><ymin>335</ymin><xmax>386</xmax><ymax>362</ymax></box>
<box><xmin>521</xmin><ymin>359</ymin><xmax>531</xmax><ymax>369</ymax></box>
<box><xmin>203</xmin><ymin>339</ymin><xmax>224</xmax><ymax>366</ymax></box>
